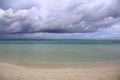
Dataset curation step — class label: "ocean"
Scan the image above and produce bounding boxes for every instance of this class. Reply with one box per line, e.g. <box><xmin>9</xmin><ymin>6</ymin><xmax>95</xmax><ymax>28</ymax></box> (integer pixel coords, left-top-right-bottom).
<box><xmin>0</xmin><ymin>40</ymin><xmax>120</xmax><ymax>63</ymax></box>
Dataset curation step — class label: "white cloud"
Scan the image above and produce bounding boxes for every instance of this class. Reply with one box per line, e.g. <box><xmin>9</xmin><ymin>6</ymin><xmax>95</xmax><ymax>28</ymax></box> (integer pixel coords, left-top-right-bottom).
<box><xmin>0</xmin><ymin>0</ymin><xmax>120</xmax><ymax>39</ymax></box>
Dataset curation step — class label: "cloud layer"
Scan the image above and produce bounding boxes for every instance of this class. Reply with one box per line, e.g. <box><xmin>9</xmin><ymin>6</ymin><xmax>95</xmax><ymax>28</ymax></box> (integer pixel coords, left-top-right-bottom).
<box><xmin>0</xmin><ymin>0</ymin><xmax>120</xmax><ymax>39</ymax></box>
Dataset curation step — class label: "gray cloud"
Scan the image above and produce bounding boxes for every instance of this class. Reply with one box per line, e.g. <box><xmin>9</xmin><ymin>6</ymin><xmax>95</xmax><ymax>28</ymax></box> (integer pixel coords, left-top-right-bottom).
<box><xmin>0</xmin><ymin>0</ymin><xmax>41</xmax><ymax>10</ymax></box>
<box><xmin>0</xmin><ymin>0</ymin><xmax>120</xmax><ymax>39</ymax></box>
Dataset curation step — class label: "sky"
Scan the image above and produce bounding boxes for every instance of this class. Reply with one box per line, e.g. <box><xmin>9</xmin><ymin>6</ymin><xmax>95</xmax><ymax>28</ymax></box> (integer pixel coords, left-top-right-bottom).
<box><xmin>0</xmin><ymin>0</ymin><xmax>120</xmax><ymax>39</ymax></box>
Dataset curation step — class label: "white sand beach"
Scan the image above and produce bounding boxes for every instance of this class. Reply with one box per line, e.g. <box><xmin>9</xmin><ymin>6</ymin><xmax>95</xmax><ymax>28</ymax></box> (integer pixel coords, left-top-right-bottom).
<box><xmin>0</xmin><ymin>61</ymin><xmax>120</xmax><ymax>80</ymax></box>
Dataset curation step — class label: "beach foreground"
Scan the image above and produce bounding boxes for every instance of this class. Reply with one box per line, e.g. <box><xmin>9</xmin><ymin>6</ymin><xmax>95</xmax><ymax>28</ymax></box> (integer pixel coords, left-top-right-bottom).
<box><xmin>0</xmin><ymin>62</ymin><xmax>120</xmax><ymax>80</ymax></box>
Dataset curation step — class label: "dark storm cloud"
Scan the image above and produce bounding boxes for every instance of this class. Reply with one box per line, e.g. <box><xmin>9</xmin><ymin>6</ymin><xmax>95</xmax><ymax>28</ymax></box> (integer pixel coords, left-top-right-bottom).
<box><xmin>0</xmin><ymin>0</ymin><xmax>120</xmax><ymax>39</ymax></box>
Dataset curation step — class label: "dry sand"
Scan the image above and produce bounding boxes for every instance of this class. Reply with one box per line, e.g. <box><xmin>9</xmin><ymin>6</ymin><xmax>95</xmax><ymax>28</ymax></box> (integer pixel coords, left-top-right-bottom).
<box><xmin>0</xmin><ymin>61</ymin><xmax>120</xmax><ymax>80</ymax></box>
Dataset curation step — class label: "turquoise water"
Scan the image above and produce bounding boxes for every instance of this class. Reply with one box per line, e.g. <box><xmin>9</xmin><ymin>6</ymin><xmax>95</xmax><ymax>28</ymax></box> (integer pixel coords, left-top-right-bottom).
<box><xmin>0</xmin><ymin>40</ymin><xmax>120</xmax><ymax>63</ymax></box>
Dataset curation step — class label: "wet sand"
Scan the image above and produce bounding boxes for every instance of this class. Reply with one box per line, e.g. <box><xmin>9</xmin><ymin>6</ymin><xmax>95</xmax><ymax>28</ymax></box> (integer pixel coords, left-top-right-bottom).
<box><xmin>0</xmin><ymin>61</ymin><xmax>120</xmax><ymax>80</ymax></box>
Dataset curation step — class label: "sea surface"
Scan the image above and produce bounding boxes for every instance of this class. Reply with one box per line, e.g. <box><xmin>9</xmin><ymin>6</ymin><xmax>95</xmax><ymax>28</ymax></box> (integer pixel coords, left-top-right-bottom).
<box><xmin>0</xmin><ymin>40</ymin><xmax>120</xmax><ymax>63</ymax></box>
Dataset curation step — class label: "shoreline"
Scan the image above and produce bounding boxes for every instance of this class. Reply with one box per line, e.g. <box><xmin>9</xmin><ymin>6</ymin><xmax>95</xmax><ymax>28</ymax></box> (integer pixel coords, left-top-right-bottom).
<box><xmin>9</xmin><ymin>61</ymin><xmax>120</xmax><ymax>68</ymax></box>
<box><xmin>0</xmin><ymin>60</ymin><xmax>120</xmax><ymax>68</ymax></box>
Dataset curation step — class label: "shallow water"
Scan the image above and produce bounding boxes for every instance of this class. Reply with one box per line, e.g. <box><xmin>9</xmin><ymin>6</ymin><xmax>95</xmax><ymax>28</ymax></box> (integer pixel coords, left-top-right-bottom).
<box><xmin>0</xmin><ymin>40</ymin><xmax>120</xmax><ymax>63</ymax></box>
